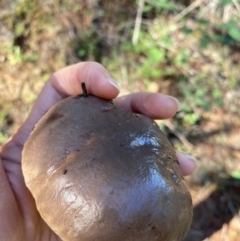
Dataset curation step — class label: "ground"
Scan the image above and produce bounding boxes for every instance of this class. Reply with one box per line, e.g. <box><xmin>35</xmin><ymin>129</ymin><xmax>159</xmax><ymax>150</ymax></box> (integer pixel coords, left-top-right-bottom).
<box><xmin>0</xmin><ymin>1</ymin><xmax>240</xmax><ymax>240</ymax></box>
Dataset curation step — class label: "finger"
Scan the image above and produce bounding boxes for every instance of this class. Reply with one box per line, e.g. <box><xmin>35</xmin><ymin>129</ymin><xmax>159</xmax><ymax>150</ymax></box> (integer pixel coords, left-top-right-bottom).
<box><xmin>176</xmin><ymin>152</ymin><xmax>198</xmax><ymax>176</ymax></box>
<box><xmin>114</xmin><ymin>92</ymin><xmax>181</xmax><ymax>120</ymax></box>
<box><xmin>51</xmin><ymin>61</ymin><xmax>119</xmax><ymax>98</ymax></box>
<box><xmin>11</xmin><ymin>61</ymin><xmax>119</xmax><ymax>146</ymax></box>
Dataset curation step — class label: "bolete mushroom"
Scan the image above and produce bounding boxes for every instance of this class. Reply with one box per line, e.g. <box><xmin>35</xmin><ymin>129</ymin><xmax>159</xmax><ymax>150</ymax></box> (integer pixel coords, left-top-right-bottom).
<box><xmin>22</xmin><ymin>86</ymin><xmax>192</xmax><ymax>241</ymax></box>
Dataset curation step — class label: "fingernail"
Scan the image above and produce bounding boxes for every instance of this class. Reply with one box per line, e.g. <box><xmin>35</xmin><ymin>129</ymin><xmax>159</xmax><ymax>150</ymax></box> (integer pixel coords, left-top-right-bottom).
<box><xmin>167</xmin><ymin>96</ymin><xmax>182</xmax><ymax>112</ymax></box>
<box><xmin>184</xmin><ymin>153</ymin><xmax>199</xmax><ymax>168</ymax></box>
<box><xmin>107</xmin><ymin>78</ymin><xmax>119</xmax><ymax>90</ymax></box>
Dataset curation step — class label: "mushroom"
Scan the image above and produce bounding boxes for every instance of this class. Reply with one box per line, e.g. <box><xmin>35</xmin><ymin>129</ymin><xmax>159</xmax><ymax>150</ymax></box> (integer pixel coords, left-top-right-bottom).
<box><xmin>22</xmin><ymin>89</ymin><xmax>192</xmax><ymax>241</ymax></box>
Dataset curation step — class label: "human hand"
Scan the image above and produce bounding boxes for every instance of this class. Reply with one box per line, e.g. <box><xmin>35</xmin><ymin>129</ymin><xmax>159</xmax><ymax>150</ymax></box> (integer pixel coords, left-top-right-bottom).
<box><xmin>0</xmin><ymin>62</ymin><xmax>197</xmax><ymax>241</ymax></box>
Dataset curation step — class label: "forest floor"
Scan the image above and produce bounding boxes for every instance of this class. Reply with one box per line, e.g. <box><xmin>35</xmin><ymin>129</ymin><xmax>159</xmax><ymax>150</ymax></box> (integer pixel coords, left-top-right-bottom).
<box><xmin>0</xmin><ymin>1</ymin><xmax>240</xmax><ymax>240</ymax></box>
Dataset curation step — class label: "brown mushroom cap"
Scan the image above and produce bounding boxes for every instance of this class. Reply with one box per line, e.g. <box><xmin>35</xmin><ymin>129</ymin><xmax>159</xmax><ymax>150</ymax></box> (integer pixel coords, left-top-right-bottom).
<box><xmin>22</xmin><ymin>95</ymin><xmax>192</xmax><ymax>241</ymax></box>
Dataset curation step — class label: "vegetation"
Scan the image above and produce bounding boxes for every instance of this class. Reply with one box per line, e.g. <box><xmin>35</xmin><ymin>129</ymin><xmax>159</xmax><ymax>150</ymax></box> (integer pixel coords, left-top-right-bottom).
<box><xmin>0</xmin><ymin>0</ymin><xmax>240</xmax><ymax>240</ymax></box>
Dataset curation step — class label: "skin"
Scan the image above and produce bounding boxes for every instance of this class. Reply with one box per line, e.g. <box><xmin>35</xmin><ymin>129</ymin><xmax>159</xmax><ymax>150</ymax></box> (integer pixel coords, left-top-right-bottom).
<box><xmin>0</xmin><ymin>62</ymin><xmax>197</xmax><ymax>241</ymax></box>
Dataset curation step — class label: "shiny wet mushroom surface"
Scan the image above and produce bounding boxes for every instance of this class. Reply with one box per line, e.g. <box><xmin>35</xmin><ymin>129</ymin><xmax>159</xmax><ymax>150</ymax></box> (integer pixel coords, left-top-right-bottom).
<box><xmin>22</xmin><ymin>94</ymin><xmax>192</xmax><ymax>241</ymax></box>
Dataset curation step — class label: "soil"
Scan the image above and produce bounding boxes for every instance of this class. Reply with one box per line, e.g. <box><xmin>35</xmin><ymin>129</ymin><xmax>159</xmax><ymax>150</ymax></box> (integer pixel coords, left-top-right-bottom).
<box><xmin>0</xmin><ymin>1</ymin><xmax>240</xmax><ymax>240</ymax></box>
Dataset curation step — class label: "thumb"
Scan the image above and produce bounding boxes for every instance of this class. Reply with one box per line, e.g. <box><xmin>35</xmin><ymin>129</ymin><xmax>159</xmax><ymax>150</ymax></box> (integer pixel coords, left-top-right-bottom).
<box><xmin>0</xmin><ymin>156</ymin><xmax>24</xmax><ymax>237</ymax></box>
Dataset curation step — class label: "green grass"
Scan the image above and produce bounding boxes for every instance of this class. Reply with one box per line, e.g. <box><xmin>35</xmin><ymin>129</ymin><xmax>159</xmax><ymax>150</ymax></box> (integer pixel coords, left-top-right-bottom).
<box><xmin>0</xmin><ymin>0</ymin><xmax>239</xmax><ymax>145</ymax></box>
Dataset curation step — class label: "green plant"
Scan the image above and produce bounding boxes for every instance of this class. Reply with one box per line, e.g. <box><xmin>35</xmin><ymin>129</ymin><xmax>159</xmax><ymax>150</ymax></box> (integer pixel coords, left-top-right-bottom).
<box><xmin>121</xmin><ymin>22</ymin><xmax>191</xmax><ymax>84</ymax></box>
<box><xmin>142</xmin><ymin>0</ymin><xmax>176</xmax><ymax>13</ymax></box>
<box><xmin>0</xmin><ymin>111</ymin><xmax>8</xmax><ymax>145</ymax></box>
<box><xmin>4</xmin><ymin>43</ymin><xmax>39</xmax><ymax>65</ymax></box>
<box><xmin>212</xmin><ymin>89</ymin><xmax>224</xmax><ymax>107</ymax></box>
<box><xmin>184</xmin><ymin>113</ymin><xmax>200</xmax><ymax>126</ymax></box>
<box><xmin>177</xmin><ymin>80</ymin><xmax>224</xmax><ymax>126</ymax></box>
<box><xmin>4</xmin><ymin>44</ymin><xmax>23</xmax><ymax>64</ymax></box>
<box><xmin>218</xmin><ymin>19</ymin><xmax>240</xmax><ymax>42</ymax></box>
<box><xmin>182</xmin><ymin>18</ymin><xmax>240</xmax><ymax>49</ymax></box>
<box><xmin>231</xmin><ymin>171</ymin><xmax>240</xmax><ymax>180</ymax></box>
<box><xmin>0</xmin><ymin>132</ymin><xmax>6</xmax><ymax>145</ymax></box>
<box><xmin>182</xmin><ymin>82</ymin><xmax>223</xmax><ymax>111</ymax></box>
<box><xmin>73</xmin><ymin>29</ymin><xmax>103</xmax><ymax>62</ymax></box>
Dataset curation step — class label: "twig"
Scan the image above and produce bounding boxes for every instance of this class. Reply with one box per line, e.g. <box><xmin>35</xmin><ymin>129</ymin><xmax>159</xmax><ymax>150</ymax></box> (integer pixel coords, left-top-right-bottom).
<box><xmin>224</xmin><ymin>192</ymin><xmax>237</xmax><ymax>216</ymax></box>
<box><xmin>81</xmin><ymin>82</ymin><xmax>88</xmax><ymax>97</ymax></box>
<box><xmin>197</xmin><ymin>0</ymin><xmax>218</xmax><ymax>18</ymax></box>
<box><xmin>174</xmin><ymin>0</ymin><xmax>203</xmax><ymax>21</ymax></box>
<box><xmin>0</xmin><ymin>9</ymin><xmax>13</xmax><ymax>19</ymax></box>
<box><xmin>132</xmin><ymin>0</ymin><xmax>145</xmax><ymax>45</ymax></box>
<box><xmin>232</xmin><ymin>0</ymin><xmax>240</xmax><ymax>16</ymax></box>
<box><xmin>120</xmin><ymin>60</ymin><xmax>129</xmax><ymax>86</ymax></box>
<box><xmin>220</xmin><ymin>223</ymin><xmax>228</xmax><ymax>241</ymax></box>
<box><xmin>223</xmin><ymin>4</ymin><xmax>233</xmax><ymax>22</ymax></box>
<box><xmin>164</xmin><ymin>120</ymin><xmax>193</xmax><ymax>149</ymax></box>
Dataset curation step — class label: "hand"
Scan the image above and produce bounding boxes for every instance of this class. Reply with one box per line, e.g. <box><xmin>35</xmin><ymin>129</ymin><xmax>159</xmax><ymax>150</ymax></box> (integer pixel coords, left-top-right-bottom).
<box><xmin>0</xmin><ymin>62</ymin><xmax>197</xmax><ymax>241</ymax></box>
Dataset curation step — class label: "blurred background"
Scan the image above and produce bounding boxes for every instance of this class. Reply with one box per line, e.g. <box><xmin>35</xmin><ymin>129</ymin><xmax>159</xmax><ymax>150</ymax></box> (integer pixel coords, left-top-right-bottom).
<box><xmin>0</xmin><ymin>0</ymin><xmax>240</xmax><ymax>240</ymax></box>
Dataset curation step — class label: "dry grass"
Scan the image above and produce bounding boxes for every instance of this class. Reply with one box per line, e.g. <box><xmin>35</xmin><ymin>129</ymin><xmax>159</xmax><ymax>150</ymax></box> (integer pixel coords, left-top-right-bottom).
<box><xmin>0</xmin><ymin>0</ymin><xmax>240</xmax><ymax>240</ymax></box>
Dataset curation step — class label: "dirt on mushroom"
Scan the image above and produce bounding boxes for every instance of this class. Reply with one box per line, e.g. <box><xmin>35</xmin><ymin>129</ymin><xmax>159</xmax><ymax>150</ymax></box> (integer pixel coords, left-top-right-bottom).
<box><xmin>22</xmin><ymin>93</ymin><xmax>192</xmax><ymax>241</ymax></box>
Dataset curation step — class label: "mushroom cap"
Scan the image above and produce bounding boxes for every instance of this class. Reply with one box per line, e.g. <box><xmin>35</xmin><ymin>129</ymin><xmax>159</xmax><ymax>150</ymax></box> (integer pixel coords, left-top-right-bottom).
<box><xmin>22</xmin><ymin>95</ymin><xmax>192</xmax><ymax>241</ymax></box>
